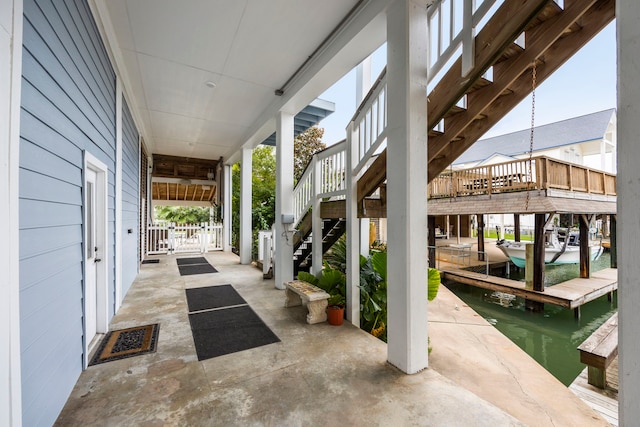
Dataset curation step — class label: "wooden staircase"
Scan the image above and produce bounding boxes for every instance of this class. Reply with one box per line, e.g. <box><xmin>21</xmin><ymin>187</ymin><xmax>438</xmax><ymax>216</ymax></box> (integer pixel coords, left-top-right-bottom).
<box><xmin>290</xmin><ymin>0</ymin><xmax>614</xmax><ymax>269</ymax></box>
<box><xmin>357</xmin><ymin>0</ymin><xmax>615</xmax><ymax>200</ymax></box>
<box><xmin>293</xmin><ymin>214</ymin><xmax>346</xmax><ymax>273</ymax></box>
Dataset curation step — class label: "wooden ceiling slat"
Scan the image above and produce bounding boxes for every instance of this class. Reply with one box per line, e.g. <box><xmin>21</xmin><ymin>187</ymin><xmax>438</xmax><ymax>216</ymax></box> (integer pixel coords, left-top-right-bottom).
<box><xmin>152</xmin><ymin>154</ymin><xmax>218</xmax><ymax>181</ymax></box>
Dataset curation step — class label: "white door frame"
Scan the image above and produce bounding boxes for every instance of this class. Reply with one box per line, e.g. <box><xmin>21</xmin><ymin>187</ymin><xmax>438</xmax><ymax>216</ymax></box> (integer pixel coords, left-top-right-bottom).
<box><xmin>83</xmin><ymin>152</ymin><xmax>109</xmax><ymax>368</ymax></box>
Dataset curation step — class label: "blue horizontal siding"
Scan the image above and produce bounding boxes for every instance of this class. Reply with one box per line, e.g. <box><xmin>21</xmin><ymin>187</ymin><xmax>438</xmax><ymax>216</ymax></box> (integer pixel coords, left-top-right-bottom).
<box><xmin>20</xmin><ymin>0</ymin><xmax>117</xmax><ymax>424</ymax></box>
<box><xmin>21</xmin><ymin>296</ymin><xmax>83</xmax><ymax>427</ymax></box>
<box><xmin>19</xmin><ymin>224</ymin><xmax>83</xmax><ymax>260</ymax></box>
<box><xmin>22</xmin><ymin>7</ymin><xmax>114</xmax><ymax>141</ymax></box>
<box><xmin>19</xmin><ymin>199</ymin><xmax>82</xmax><ymax>229</ymax></box>
<box><xmin>20</xmin><ymin>139</ymin><xmax>81</xmax><ymax>185</ymax></box>
<box><xmin>19</xmin><ymin>169</ymin><xmax>82</xmax><ymax>206</ymax></box>
<box><xmin>20</xmin><ymin>274</ymin><xmax>82</xmax><ymax>354</ymax></box>
<box><xmin>19</xmin><ymin>263</ymin><xmax>83</xmax><ymax>319</ymax></box>
<box><xmin>31</xmin><ymin>0</ymin><xmax>115</xmax><ymax>129</ymax></box>
<box><xmin>20</xmin><ymin>79</ymin><xmax>114</xmax><ymax>167</ymax></box>
<box><xmin>20</xmin><ymin>110</ymin><xmax>84</xmax><ymax>165</ymax></box>
<box><xmin>21</xmin><ymin>50</ymin><xmax>113</xmax><ymax>158</ymax></box>
<box><xmin>20</xmin><ymin>244</ymin><xmax>83</xmax><ymax>292</ymax></box>
<box><xmin>121</xmin><ymin>100</ymin><xmax>139</xmax><ymax>295</ymax></box>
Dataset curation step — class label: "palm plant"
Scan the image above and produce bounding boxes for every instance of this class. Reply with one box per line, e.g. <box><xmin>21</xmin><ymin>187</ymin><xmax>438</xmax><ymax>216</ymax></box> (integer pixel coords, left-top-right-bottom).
<box><xmin>301</xmin><ymin>239</ymin><xmax>441</xmax><ymax>343</ymax></box>
<box><xmin>298</xmin><ymin>266</ymin><xmax>346</xmax><ymax>307</ymax></box>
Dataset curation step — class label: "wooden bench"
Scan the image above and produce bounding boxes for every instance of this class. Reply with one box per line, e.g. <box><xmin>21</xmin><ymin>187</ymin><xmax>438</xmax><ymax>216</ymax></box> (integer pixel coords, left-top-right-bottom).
<box><xmin>577</xmin><ymin>312</ymin><xmax>618</xmax><ymax>389</ymax></box>
<box><xmin>284</xmin><ymin>280</ymin><xmax>330</xmax><ymax>324</ymax></box>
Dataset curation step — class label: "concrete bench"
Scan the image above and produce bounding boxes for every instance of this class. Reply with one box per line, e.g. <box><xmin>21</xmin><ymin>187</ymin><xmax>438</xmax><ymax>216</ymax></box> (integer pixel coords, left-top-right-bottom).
<box><xmin>577</xmin><ymin>312</ymin><xmax>618</xmax><ymax>389</ymax></box>
<box><xmin>285</xmin><ymin>280</ymin><xmax>329</xmax><ymax>324</ymax></box>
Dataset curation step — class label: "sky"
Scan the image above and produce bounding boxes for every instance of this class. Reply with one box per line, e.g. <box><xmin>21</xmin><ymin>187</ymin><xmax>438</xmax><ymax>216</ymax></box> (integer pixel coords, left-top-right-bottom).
<box><xmin>318</xmin><ymin>21</ymin><xmax>616</xmax><ymax>146</ymax></box>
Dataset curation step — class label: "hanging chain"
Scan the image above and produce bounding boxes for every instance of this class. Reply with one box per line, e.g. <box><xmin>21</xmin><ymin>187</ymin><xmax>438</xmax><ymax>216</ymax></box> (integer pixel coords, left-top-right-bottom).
<box><xmin>525</xmin><ymin>61</ymin><xmax>537</xmax><ymax>211</ymax></box>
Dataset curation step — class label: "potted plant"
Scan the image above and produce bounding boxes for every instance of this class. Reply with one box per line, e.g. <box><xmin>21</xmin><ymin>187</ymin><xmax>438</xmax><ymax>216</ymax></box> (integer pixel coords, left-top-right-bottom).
<box><xmin>299</xmin><ymin>266</ymin><xmax>346</xmax><ymax>326</ymax></box>
<box><xmin>326</xmin><ymin>294</ymin><xmax>346</xmax><ymax>326</ymax></box>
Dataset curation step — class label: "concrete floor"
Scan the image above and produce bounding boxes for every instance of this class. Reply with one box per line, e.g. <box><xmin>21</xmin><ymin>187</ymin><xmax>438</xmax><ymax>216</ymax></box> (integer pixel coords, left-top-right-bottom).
<box><xmin>55</xmin><ymin>251</ymin><xmax>608</xmax><ymax>426</ymax></box>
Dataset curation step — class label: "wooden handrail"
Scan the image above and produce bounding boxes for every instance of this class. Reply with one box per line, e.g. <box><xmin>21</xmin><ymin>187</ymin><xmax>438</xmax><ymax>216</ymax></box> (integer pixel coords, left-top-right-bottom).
<box><xmin>428</xmin><ymin>156</ymin><xmax>617</xmax><ymax>199</ymax></box>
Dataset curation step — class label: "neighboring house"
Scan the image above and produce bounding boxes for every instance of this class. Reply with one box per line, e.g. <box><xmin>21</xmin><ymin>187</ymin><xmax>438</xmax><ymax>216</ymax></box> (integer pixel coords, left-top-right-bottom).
<box><xmin>453</xmin><ymin>109</ymin><xmax>617</xmax><ymax>172</ymax></box>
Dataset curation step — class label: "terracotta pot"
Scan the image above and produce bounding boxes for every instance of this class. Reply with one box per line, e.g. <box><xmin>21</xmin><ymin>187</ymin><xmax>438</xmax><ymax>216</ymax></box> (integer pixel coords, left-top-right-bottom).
<box><xmin>327</xmin><ymin>305</ymin><xmax>345</xmax><ymax>326</ymax></box>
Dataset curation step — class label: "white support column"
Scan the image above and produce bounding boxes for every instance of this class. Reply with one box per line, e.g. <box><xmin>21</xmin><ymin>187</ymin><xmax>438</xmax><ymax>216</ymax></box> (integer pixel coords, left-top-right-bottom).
<box><xmin>239</xmin><ymin>148</ymin><xmax>252</xmax><ymax>264</ymax></box>
<box><xmin>275</xmin><ymin>111</ymin><xmax>295</xmax><ymax>289</ymax></box>
<box><xmin>114</xmin><ymin>78</ymin><xmax>123</xmax><ymax>309</ymax></box>
<box><xmin>311</xmin><ymin>154</ymin><xmax>323</xmax><ymax>275</ymax></box>
<box><xmin>346</xmin><ymin>122</ymin><xmax>361</xmax><ymax>326</ymax></box>
<box><xmin>360</xmin><ymin>219</ymin><xmax>371</xmax><ymax>256</ymax></box>
<box><xmin>356</xmin><ymin>57</ymin><xmax>372</xmax><ymax>102</ymax></box>
<box><xmin>386</xmin><ymin>0</ymin><xmax>429</xmax><ymax>374</ymax></box>
<box><xmin>445</xmin><ymin>215</ymin><xmax>450</xmax><ymax>239</ymax></box>
<box><xmin>0</xmin><ymin>0</ymin><xmax>23</xmax><ymax>424</ymax></box>
<box><xmin>618</xmin><ymin>3</ymin><xmax>640</xmax><ymax>424</ymax></box>
<box><xmin>357</xmin><ymin>58</ymin><xmax>373</xmax><ymax>257</ymax></box>
<box><xmin>223</xmin><ymin>164</ymin><xmax>232</xmax><ymax>252</ymax></box>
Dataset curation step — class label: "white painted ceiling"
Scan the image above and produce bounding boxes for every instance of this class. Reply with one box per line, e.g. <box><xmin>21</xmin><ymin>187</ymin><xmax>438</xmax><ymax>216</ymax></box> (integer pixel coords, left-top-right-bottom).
<box><xmin>98</xmin><ymin>0</ymin><xmax>375</xmax><ymax>162</ymax></box>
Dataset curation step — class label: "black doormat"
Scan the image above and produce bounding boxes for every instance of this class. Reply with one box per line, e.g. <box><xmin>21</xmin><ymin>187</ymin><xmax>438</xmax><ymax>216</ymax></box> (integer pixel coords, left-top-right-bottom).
<box><xmin>89</xmin><ymin>324</ymin><xmax>159</xmax><ymax>366</ymax></box>
<box><xmin>178</xmin><ymin>263</ymin><xmax>218</xmax><ymax>276</ymax></box>
<box><xmin>188</xmin><ymin>306</ymin><xmax>280</xmax><ymax>360</ymax></box>
<box><xmin>186</xmin><ymin>284</ymin><xmax>247</xmax><ymax>312</ymax></box>
<box><xmin>142</xmin><ymin>259</ymin><xmax>160</xmax><ymax>264</ymax></box>
<box><xmin>177</xmin><ymin>257</ymin><xmax>209</xmax><ymax>265</ymax></box>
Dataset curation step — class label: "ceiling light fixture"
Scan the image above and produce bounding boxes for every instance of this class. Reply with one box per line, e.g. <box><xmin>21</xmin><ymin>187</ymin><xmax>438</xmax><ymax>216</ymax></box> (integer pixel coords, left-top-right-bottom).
<box><xmin>205</xmin><ymin>81</ymin><xmax>216</xmax><ymax>88</ymax></box>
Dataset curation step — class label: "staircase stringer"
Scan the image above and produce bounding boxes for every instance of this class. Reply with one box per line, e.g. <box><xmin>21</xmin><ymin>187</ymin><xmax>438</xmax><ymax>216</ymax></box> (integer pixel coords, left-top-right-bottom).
<box><xmin>427</xmin><ymin>0</ymin><xmax>551</xmax><ymax>130</ymax></box>
<box><xmin>428</xmin><ymin>0</ymin><xmax>609</xmax><ymax>167</ymax></box>
<box><xmin>428</xmin><ymin>0</ymin><xmax>615</xmax><ymax>179</ymax></box>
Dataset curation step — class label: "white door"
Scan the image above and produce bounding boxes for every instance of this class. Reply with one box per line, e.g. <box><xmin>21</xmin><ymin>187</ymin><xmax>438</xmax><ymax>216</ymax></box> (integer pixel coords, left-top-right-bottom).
<box><xmin>85</xmin><ymin>168</ymin><xmax>99</xmax><ymax>344</ymax></box>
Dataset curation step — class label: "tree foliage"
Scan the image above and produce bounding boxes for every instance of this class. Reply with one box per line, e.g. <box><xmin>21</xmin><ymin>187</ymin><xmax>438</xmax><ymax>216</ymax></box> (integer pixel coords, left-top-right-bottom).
<box><xmin>230</xmin><ymin>127</ymin><xmax>325</xmax><ymax>254</ymax></box>
<box><xmin>232</xmin><ymin>146</ymin><xmax>277</xmax><ymax>250</ymax></box>
<box><xmin>294</xmin><ymin>126</ymin><xmax>326</xmax><ymax>182</ymax></box>
<box><xmin>154</xmin><ymin>205</ymin><xmax>211</xmax><ymax>224</ymax></box>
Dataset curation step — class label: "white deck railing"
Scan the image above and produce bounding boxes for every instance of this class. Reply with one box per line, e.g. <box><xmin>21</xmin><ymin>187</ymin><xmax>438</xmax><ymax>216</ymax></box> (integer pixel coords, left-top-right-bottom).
<box><xmin>353</xmin><ymin>69</ymin><xmax>387</xmax><ymax>174</ymax></box>
<box><xmin>291</xmin><ymin>0</ymin><xmax>512</xmax><ymax>225</ymax></box>
<box><xmin>147</xmin><ymin>221</ymin><xmax>223</xmax><ymax>255</ymax></box>
<box><xmin>427</xmin><ymin>0</ymin><xmax>501</xmax><ymax>80</ymax></box>
<box><xmin>292</xmin><ymin>141</ymin><xmax>347</xmax><ymax>227</ymax></box>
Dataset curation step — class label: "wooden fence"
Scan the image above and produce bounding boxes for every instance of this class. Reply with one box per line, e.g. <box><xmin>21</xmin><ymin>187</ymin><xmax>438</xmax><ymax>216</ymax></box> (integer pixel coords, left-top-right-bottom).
<box><xmin>428</xmin><ymin>157</ymin><xmax>616</xmax><ymax>199</ymax></box>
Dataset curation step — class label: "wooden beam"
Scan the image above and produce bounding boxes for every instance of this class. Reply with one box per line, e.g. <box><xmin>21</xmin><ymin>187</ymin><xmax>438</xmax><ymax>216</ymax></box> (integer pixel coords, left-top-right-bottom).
<box><xmin>533</xmin><ymin>213</ymin><xmax>546</xmax><ymax>292</ymax></box>
<box><xmin>428</xmin><ymin>216</ymin><xmax>436</xmax><ymax>268</ymax></box>
<box><xmin>514</xmin><ymin>214</ymin><xmax>521</xmax><ymax>242</ymax></box>
<box><xmin>152</xmin><ymin>153</ymin><xmax>218</xmax><ymax>180</ymax></box>
<box><xmin>477</xmin><ymin>214</ymin><xmax>485</xmax><ymax>261</ymax></box>
<box><xmin>359</xmin><ymin>199</ymin><xmax>386</xmax><ymax>219</ymax></box>
<box><xmin>320</xmin><ymin>200</ymin><xmax>346</xmax><ymax>219</ymax></box>
<box><xmin>428</xmin><ymin>0</ymin><xmax>615</xmax><ymax>180</ymax></box>
<box><xmin>428</xmin><ymin>0</ymin><xmax>600</xmax><ymax>163</ymax></box>
<box><xmin>293</xmin><ymin>210</ymin><xmax>312</xmax><ymax>248</ymax></box>
<box><xmin>427</xmin><ymin>0</ymin><xmax>550</xmax><ymax>131</ymax></box>
<box><xmin>357</xmin><ymin>150</ymin><xmax>386</xmax><ymax>203</ymax></box>
<box><xmin>319</xmin><ymin>199</ymin><xmax>386</xmax><ymax>219</ymax></box>
<box><xmin>610</xmin><ymin>214</ymin><xmax>617</xmax><ymax>269</ymax></box>
<box><xmin>580</xmin><ymin>214</ymin><xmax>591</xmax><ymax>278</ymax></box>
<box><xmin>525</xmin><ymin>213</ymin><xmax>546</xmax><ymax>312</ymax></box>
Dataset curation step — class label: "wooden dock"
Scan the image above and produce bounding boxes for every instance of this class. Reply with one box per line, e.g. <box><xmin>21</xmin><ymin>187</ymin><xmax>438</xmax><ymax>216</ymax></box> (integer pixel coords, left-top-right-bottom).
<box><xmin>570</xmin><ymin>355</ymin><xmax>619</xmax><ymax>426</ymax></box>
<box><xmin>441</xmin><ymin>268</ymin><xmax>617</xmax><ymax>311</ymax></box>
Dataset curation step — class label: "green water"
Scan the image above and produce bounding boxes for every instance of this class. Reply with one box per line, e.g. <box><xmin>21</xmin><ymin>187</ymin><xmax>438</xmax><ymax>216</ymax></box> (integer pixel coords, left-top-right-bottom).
<box><xmin>446</xmin><ymin>253</ymin><xmax>617</xmax><ymax>386</ymax></box>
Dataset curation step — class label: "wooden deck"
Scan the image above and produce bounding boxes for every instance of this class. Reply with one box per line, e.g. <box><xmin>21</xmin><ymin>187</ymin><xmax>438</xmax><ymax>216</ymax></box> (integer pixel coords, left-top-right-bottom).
<box><xmin>570</xmin><ymin>357</ymin><xmax>619</xmax><ymax>426</ymax></box>
<box><xmin>441</xmin><ymin>268</ymin><xmax>617</xmax><ymax>310</ymax></box>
